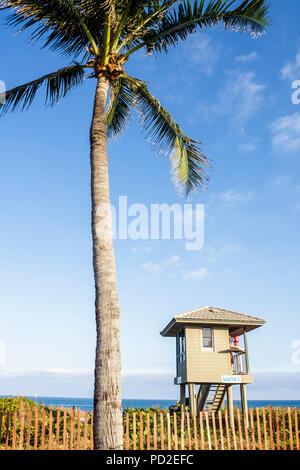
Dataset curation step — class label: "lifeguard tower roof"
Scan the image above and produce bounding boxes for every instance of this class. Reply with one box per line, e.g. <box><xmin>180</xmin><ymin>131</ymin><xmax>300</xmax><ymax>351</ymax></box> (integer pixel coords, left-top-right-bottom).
<box><xmin>160</xmin><ymin>306</ymin><xmax>266</xmax><ymax>337</ymax></box>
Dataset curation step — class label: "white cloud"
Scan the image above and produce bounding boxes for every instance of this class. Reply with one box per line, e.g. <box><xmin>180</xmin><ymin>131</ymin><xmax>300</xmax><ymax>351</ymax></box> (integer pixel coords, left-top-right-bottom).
<box><xmin>182</xmin><ymin>267</ymin><xmax>209</xmax><ymax>280</ymax></box>
<box><xmin>131</xmin><ymin>246</ymin><xmax>152</xmax><ymax>253</ymax></box>
<box><xmin>182</xmin><ymin>34</ymin><xmax>220</xmax><ymax>75</ymax></box>
<box><xmin>281</xmin><ymin>51</ymin><xmax>300</xmax><ymax>81</ymax></box>
<box><xmin>216</xmin><ymin>189</ymin><xmax>254</xmax><ymax>208</ymax></box>
<box><xmin>294</xmin><ymin>201</ymin><xmax>300</xmax><ymax>212</ymax></box>
<box><xmin>215</xmin><ymin>70</ymin><xmax>266</xmax><ymax>133</ymax></box>
<box><xmin>235</xmin><ymin>51</ymin><xmax>258</xmax><ymax>63</ymax></box>
<box><xmin>270</xmin><ymin>113</ymin><xmax>300</xmax><ymax>152</ymax></box>
<box><xmin>142</xmin><ymin>255</ymin><xmax>182</xmax><ymax>274</ymax></box>
<box><xmin>238</xmin><ymin>143</ymin><xmax>256</xmax><ymax>152</ymax></box>
<box><xmin>270</xmin><ymin>174</ymin><xmax>293</xmax><ymax>187</ymax></box>
<box><xmin>201</xmin><ymin>242</ymin><xmax>241</xmax><ymax>263</ymax></box>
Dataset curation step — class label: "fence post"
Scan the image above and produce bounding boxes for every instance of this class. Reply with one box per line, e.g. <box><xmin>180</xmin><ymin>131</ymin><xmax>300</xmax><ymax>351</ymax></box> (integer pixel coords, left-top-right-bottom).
<box><xmin>211</xmin><ymin>412</ymin><xmax>218</xmax><ymax>450</ymax></box>
<box><xmin>63</xmin><ymin>410</ymin><xmax>67</xmax><ymax>450</ymax></box>
<box><xmin>18</xmin><ymin>412</ymin><xmax>24</xmax><ymax>450</ymax></box>
<box><xmin>153</xmin><ymin>412</ymin><xmax>157</xmax><ymax>450</ymax></box>
<box><xmin>26</xmin><ymin>412</ymin><xmax>32</xmax><ymax>450</ymax></box>
<box><xmin>186</xmin><ymin>412</ymin><xmax>191</xmax><ymax>450</ymax></box>
<box><xmin>125</xmin><ymin>412</ymin><xmax>129</xmax><ymax>450</ymax></box>
<box><xmin>218</xmin><ymin>410</ymin><xmax>224</xmax><ymax>451</ymax></box>
<box><xmin>282</xmin><ymin>408</ymin><xmax>287</xmax><ymax>450</ymax></box>
<box><xmin>70</xmin><ymin>409</ymin><xmax>74</xmax><ymax>450</ymax></box>
<box><xmin>268</xmin><ymin>405</ymin><xmax>274</xmax><ymax>450</ymax></box>
<box><xmin>205</xmin><ymin>410</ymin><xmax>212</xmax><ymax>450</ymax></box>
<box><xmin>5</xmin><ymin>412</ymin><xmax>10</xmax><ymax>450</ymax></box>
<box><xmin>180</xmin><ymin>412</ymin><xmax>184</xmax><ymax>450</ymax></box>
<box><xmin>249</xmin><ymin>409</ymin><xmax>256</xmax><ymax>450</ymax></box>
<box><xmin>262</xmin><ymin>408</ymin><xmax>268</xmax><ymax>450</ymax></box>
<box><xmin>160</xmin><ymin>412</ymin><xmax>165</xmax><ymax>450</ymax></box>
<box><xmin>256</xmin><ymin>408</ymin><xmax>262</xmax><ymax>450</ymax></box>
<box><xmin>236</xmin><ymin>408</ymin><xmax>243</xmax><ymax>450</ymax></box>
<box><xmin>193</xmin><ymin>414</ymin><xmax>198</xmax><ymax>450</ymax></box>
<box><xmin>11</xmin><ymin>411</ymin><xmax>17</xmax><ymax>450</ymax></box>
<box><xmin>48</xmin><ymin>411</ymin><xmax>53</xmax><ymax>450</ymax></box>
<box><xmin>34</xmin><ymin>410</ymin><xmax>38</xmax><ymax>450</ymax></box>
<box><xmin>56</xmin><ymin>410</ymin><xmax>60</xmax><ymax>450</ymax></box>
<box><xmin>83</xmin><ymin>410</ymin><xmax>88</xmax><ymax>451</ymax></box>
<box><xmin>140</xmin><ymin>412</ymin><xmax>144</xmax><ymax>450</ymax></box>
<box><xmin>167</xmin><ymin>413</ymin><xmax>171</xmax><ymax>450</ymax></box>
<box><xmin>77</xmin><ymin>409</ymin><xmax>81</xmax><ymax>450</ymax></box>
<box><xmin>288</xmin><ymin>407</ymin><xmax>293</xmax><ymax>451</ymax></box>
<box><xmin>231</xmin><ymin>411</ymin><xmax>237</xmax><ymax>451</ymax></box>
<box><xmin>173</xmin><ymin>412</ymin><xmax>178</xmax><ymax>451</ymax></box>
<box><xmin>199</xmin><ymin>412</ymin><xmax>205</xmax><ymax>450</ymax></box>
<box><xmin>146</xmin><ymin>412</ymin><xmax>150</xmax><ymax>450</ymax></box>
<box><xmin>295</xmin><ymin>407</ymin><xmax>299</xmax><ymax>451</ymax></box>
<box><xmin>41</xmin><ymin>410</ymin><xmax>45</xmax><ymax>450</ymax></box>
<box><xmin>275</xmin><ymin>409</ymin><xmax>280</xmax><ymax>450</ymax></box>
<box><xmin>133</xmin><ymin>412</ymin><xmax>136</xmax><ymax>450</ymax></box>
<box><xmin>224</xmin><ymin>409</ymin><xmax>231</xmax><ymax>450</ymax></box>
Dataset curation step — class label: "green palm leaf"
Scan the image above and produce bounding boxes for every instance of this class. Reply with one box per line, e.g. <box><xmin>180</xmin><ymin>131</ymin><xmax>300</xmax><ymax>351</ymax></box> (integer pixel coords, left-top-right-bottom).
<box><xmin>105</xmin><ymin>77</ymin><xmax>134</xmax><ymax>139</ymax></box>
<box><xmin>0</xmin><ymin>64</ymin><xmax>85</xmax><ymax>114</ymax></box>
<box><xmin>122</xmin><ymin>0</ymin><xmax>270</xmax><ymax>58</ymax></box>
<box><xmin>0</xmin><ymin>0</ymin><xmax>101</xmax><ymax>57</ymax></box>
<box><xmin>123</xmin><ymin>74</ymin><xmax>210</xmax><ymax>195</ymax></box>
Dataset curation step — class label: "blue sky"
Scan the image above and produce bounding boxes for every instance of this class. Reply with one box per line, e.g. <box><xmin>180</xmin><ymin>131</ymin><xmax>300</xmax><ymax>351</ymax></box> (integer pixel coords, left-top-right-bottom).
<box><xmin>1</xmin><ymin>1</ymin><xmax>300</xmax><ymax>399</ymax></box>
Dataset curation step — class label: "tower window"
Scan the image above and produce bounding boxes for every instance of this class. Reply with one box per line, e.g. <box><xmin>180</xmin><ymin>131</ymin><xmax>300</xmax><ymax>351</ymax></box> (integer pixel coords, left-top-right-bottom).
<box><xmin>202</xmin><ymin>327</ymin><xmax>213</xmax><ymax>350</ymax></box>
<box><xmin>177</xmin><ymin>329</ymin><xmax>186</xmax><ymax>363</ymax></box>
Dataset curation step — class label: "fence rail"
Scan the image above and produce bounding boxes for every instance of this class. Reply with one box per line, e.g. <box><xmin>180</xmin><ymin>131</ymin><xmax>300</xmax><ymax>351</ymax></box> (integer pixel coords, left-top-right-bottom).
<box><xmin>0</xmin><ymin>406</ymin><xmax>299</xmax><ymax>450</ymax></box>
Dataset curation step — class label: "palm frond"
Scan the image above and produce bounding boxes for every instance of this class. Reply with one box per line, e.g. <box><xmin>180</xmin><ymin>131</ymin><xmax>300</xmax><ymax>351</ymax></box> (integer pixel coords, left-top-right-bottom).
<box><xmin>80</xmin><ymin>0</ymin><xmax>113</xmax><ymax>21</ymax></box>
<box><xmin>116</xmin><ymin>0</ymin><xmax>179</xmax><ymax>52</ymax></box>
<box><xmin>122</xmin><ymin>0</ymin><xmax>270</xmax><ymax>57</ymax></box>
<box><xmin>105</xmin><ymin>77</ymin><xmax>133</xmax><ymax>139</ymax></box>
<box><xmin>0</xmin><ymin>64</ymin><xmax>85</xmax><ymax>114</ymax></box>
<box><xmin>0</xmin><ymin>0</ymin><xmax>102</xmax><ymax>57</ymax></box>
<box><xmin>123</xmin><ymin>74</ymin><xmax>210</xmax><ymax>195</ymax></box>
<box><xmin>223</xmin><ymin>0</ymin><xmax>270</xmax><ymax>35</ymax></box>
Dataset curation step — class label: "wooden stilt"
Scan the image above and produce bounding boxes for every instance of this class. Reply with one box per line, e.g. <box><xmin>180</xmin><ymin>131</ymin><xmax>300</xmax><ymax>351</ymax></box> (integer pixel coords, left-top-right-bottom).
<box><xmin>188</xmin><ymin>383</ymin><xmax>196</xmax><ymax>416</ymax></box>
<box><xmin>240</xmin><ymin>384</ymin><xmax>248</xmax><ymax>428</ymax></box>
<box><xmin>180</xmin><ymin>384</ymin><xmax>186</xmax><ymax>413</ymax></box>
<box><xmin>227</xmin><ymin>385</ymin><xmax>234</xmax><ymax>430</ymax></box>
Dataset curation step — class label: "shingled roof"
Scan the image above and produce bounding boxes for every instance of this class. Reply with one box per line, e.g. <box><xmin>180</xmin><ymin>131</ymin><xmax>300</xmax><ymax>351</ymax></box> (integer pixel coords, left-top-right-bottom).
<box><xmin>160</xmin><ymin>306</ymin><xmax>266</xmax><ymax>337</ymax></box>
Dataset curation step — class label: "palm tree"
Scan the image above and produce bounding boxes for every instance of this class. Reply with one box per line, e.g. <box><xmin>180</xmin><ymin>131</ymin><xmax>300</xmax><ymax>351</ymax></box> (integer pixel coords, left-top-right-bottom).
<box><xmin>0</xmin><ymin>0</ymin><xmax>269</xmax><ymax>450</ymax></box>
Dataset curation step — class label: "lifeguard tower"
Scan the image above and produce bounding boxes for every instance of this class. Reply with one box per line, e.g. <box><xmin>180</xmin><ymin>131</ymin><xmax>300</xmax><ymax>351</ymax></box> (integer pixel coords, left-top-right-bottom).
<box><xmin>161</xmin><ymin>306</ymin><xmax>265</xmax><ymax>427</ymax></box>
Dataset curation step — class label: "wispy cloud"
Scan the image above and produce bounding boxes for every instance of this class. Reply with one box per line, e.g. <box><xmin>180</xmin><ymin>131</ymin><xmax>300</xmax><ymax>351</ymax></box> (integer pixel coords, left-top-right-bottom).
<box><xmin>213</xmin><ymin>189</ymin><xmax>254</xmax><ymax>208</ymax></box>
<box><xmin>270</xmin><ymin>113</ymin><xmax>300</xmax><ymax>152</ymax></box>
<box><xmin>214</xmin><ymin>70</ymin><xmax>266</xmax><ymax>133</ymax></box>
<box><xmin>131</xmin><ymin>245</ymin><xmax>152</xmax><ymax>253</ymax></box>
<box><xmin>238</xmin><ymin>142</ymin><xmax>256</xmax><ymax>153</ymax></box>
<box><xmin>201</xmin><ymin>242</ymin><xmax>241</xmax><ymax>264</ymax></box>
<box><xmin>181</xmin><ymin>34</ymin><xmax>220</xmax><ymax>75</ymax></box>
<box><xmin>182</xmin><ymin>267</ymin><xmax>209</xmax><ymax>281</ymax></box>
<box><xmin>142</xmin><ymin>255</ymin><xmax>182</xmax><ymax>274</ymax></box>
<box><xmin>235</xmin><ymin>51</ymin><xmax>258</xmax><ymax>63</ymax></box>
<box><xmin>281</xmin><ymin>50</ymin><xmax>300</xmax><ymax>81</ymax></box>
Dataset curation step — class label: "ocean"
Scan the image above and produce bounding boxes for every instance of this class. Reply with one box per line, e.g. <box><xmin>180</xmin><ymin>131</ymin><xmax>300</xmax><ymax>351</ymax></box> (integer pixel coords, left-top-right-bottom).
<box><xmin>5</xmin><ymin>396</ymin><xmax>300</xmax><ymax>413</ymax></box>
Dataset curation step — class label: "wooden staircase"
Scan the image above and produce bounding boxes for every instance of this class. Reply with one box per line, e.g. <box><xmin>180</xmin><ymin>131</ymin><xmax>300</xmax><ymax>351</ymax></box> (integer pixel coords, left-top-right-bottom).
<box><xmin>197</xmin><ymin>384</ymin><xmax>227</xmax><ymax>413</ymax></box>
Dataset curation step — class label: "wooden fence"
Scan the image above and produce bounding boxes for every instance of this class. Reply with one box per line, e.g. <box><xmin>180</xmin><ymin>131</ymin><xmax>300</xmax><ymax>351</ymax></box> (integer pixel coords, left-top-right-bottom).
<box><xmin>0</xmin><ymin>406</ymin><xmax>299</xmax><ymax>451</ymax></box>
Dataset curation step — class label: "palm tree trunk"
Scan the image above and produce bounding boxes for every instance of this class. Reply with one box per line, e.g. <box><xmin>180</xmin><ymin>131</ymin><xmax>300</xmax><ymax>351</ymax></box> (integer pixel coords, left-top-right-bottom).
<box><xmin>90</xmin><ymin>76</ymin><xmax>123</xmax><ymax>450</ymax></box>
